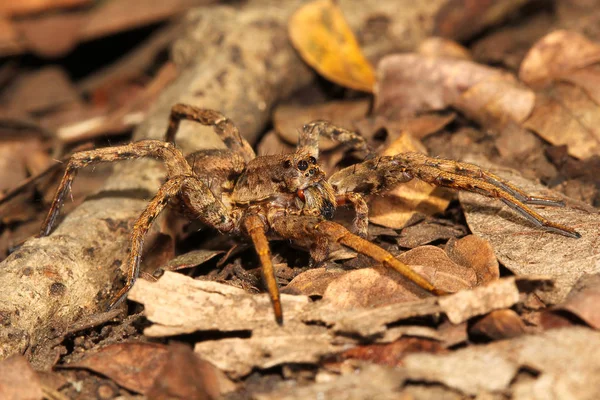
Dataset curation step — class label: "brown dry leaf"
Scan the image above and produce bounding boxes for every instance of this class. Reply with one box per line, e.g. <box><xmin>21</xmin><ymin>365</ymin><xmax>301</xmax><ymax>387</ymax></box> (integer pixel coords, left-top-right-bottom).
<box><xmin>459</xmin><ymin>158</ymin><xmax>599</xmax><ymax>304</ymax></box>
<box><xmin>554</xmin><ymin>274</ymin><xmax>600</xmax><ymax>330</ymax></box>
<box><xmin>369</xmin><ymin>132</ymin><xmax>452</xmax><ymax>228</ymax></box>
<box><xmin>374</xmin><ymin>53</ymin><xmax>535</xmax><ymax>127</ymax></box>
<box><xmin>519</xmin><ymin>30</ymin><xmax>600</xmax><ymax>90</ymax></box>
<box><xmin>162</xmin><ymin>249</ymin><xmax>224</xmax><ymax>271</ymax></box>
<box><xmin>9</xmin><ymin>67</ymin><xmax>80</xmax><ymax>113</ymax></box>
<box><xmin>307</xmin><ymin>277</ymin><xmax>543</xmax><ymax>337</ymax></box>
<box><xmin>0</xmin><ymin>0</ymin><xmax>90</xmax><ymax>17</ymax></box>
<box><xmin>445</xmin><ymin>235</ymin><xmax>499</xmax><ymax>285</ymax></box>
<box><xmin>335</xmin><ymin>337</ymin><xmax>446</xmax><ymax>367</ymax></box>
<box><xmin>353</xmin><ymin>112</ymin><xmax>456</xmax><ymax>142</ymax></box>
<box><xmin>288</xmin><ymin>0</ymin><xmax>375</xmax><ymax>92</ymax></box>
<box><xmin>403</xmin><ymin>327</ymin><xmax>600</xmax><ymax>398</ymax></box>
<box><xmin>418</xmin><ymin>37</ymin><xmax>471</xmax><ymax>60</ymax></box>
<box><xmin>273</xmin><ymin>99</ymin><xmax>370</xmax><ymax>150</ymax></box>
<box><xmin>524</xmin><ymin>83</ymin><xmax>600</xmax><ymax>160</ymax></box>
<box><xmin>469</xmin><ymin>309</ymin><xmax>527</xmax><ymax>340</ymax></box>
<box><xmin>14</xmin><ymin>13</ymin><xmax>85</xmax><ymax>57</ymax></box>
<box><xmin>0</xmin><ymin>355</ymin><xmax>43</xmax><ymax>400</ymax></box>
<box><xmin>397</xmin><ymin>220</ymin><xmax>466</xmax><ymax>248</ymax></box>
<box><xmin>281</xmin><ymin>267</ymin><xmax>346</xmax><ymax>297</ymax></box>
<box><xmin>66</xmin><ymin>343</ymin><xmax>169</xmax><ymax>394</ymax></box>
<box><xmin>146</xmin><ymin>343</ymin><xmax>229</xmax><ymax>400</ymax></box>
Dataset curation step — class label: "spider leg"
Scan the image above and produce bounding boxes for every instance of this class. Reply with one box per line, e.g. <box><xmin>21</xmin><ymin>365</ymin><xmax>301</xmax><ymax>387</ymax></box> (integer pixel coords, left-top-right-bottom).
<box><xmin>40</xmin><ymin>140</ymin><xmax>233</xmax><ymax>236</ymax></box>
<box><xmin>271</xmin><ymin>215</ymin><xmax>446</xmax><ymax>296</ymax></box>
<box><xmin>166</xmin><ymin>103</ymin><xmax>255</xmax><ymax>162</ymax></box>
<box><xmin>108</xmin><ymin>176</ymin><xmax>187</xmax><ymax>310</ymax></box>
<box><xmin>299</xmin><ymin>120</ymin><xmax>373</xmax><ymax>159</ymax></box>
<box><xmin>243</xmin><ymin>214</ymin><xmax>282</xmax><ymax>325</ymax></box>
<box><xmin>336</xmin><ymin>192</ymin><xmax>368</xmax><ymax>238</ymax></box>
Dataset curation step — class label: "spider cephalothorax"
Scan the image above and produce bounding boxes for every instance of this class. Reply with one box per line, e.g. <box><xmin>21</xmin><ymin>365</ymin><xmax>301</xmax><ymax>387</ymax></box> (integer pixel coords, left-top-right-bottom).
<box><xmin>40</xmin><ymin>103</ymin><xmax>580</xmax><ymax>324</ymax></box>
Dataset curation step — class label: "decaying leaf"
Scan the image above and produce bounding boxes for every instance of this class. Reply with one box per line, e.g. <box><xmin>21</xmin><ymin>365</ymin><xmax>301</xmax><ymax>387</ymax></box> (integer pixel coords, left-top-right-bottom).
<box><xmin>469</xmin><ymin>309</ymin><xmax>527</xmax><ymax>340</ymax></box>
<box><xmin>273</xmin><ymin>99</ymin><xmax>370</xmax><ymax>150</ymax></box>
<box><xmin>403</xmin><ymin>327</ymin><xmax>600</xmax><ymax>398</ymax></box>
<box><xmin>459</xmin><ymin>159</ymin><xmax>599</xmax><ymax>304</ymax></box>
<box><xmin>554</xmin><ymin>274</ymin><xmax>600</xmax><ymax>330</ymax></box>
<box><xmin>369</xmin><ymin>132</ymin><xmax>452</xmax><ymax>229</ymax></box>
<box><xmin>66</xmin><ymin>343</ymin><xmax>170</xmax><ymax>394</ymax></box>
<box><xmin>288</xmin><ymin>0</ymin><xmax>375</xmax><ymax>92</ymax></box>
<box><xmin>281</xmin><ymin>267</ymin><xmax>346</xmax><ymax>297</ymax></box>
<box><xmin>0</xmin><ymin>355</ymin><xmax>43</xmax><ymax>400</ymax></box>
<box><xmin>353</xmin><ymin>112</ymin><xmax>456</xmax><ymax>142</ymax></box>
<box><xmin>396</xmin><ymin>219</ymin><xmax>466</xmax><ymax>248</ymax></box>
<box><xmin>445</xmin><ymin>235</ymin><xmax>499</xmax><ymax>285</ymax></box>
<box><xmin>524</xmin><ymin>82</ymin><xmax>600</xmax><ymax>160</ymax></box>
<box><xmin>162</xmin><ymin>249</ymin><xmax>224</xmax><ymax>271</ymax></box>
<box><xmin>374</xmin><ymin>53</ymin><xmax>535</xmax><ymax>127</ymax></box>
<box><xmin>519</xmin><ymin>30</ymin><xmax>600</xmax><ymax>90</ymax></box>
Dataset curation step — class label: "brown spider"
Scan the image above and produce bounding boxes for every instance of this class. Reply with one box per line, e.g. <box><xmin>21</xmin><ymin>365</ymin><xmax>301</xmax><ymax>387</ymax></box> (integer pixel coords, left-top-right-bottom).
<box><xmin>40</xmin><ymin>103</ymin><xmax>580</xmax><ymax>324</ymax></box>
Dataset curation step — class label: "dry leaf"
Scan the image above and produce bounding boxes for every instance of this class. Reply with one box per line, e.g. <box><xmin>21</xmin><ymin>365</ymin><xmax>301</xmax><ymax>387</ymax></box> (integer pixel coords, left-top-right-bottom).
<box><xmin>66</xmin><ymin>343</ymin><xmax>170</xmax><ymax>394</ymax></box>
<box><xmin>162</xmin><ymin>249</ymin><xmax>224</xmax><ymax>271</ymax></box>
<box><xmin>375</xmin><ymin>53</ymin><xmax>535</xmax><ymax>127</ymax></box>
<box><xmin>369</xmin><ymin>132</ymin><xmax>452</xmax><ymax>228</ymax></box>
<box><xmin>9</xmin><ymin>67</ymin><xmax>80</xmax><ymax>113</ymax></box>
<box><xmin>469</xmin><ymin>309</ymin><xmax>527</xmax><ymax>340</ymax></box>
<box><xmin>0</xmin><ymin>355</ymin><xmax>43</xmax><ymax>400</ymax></box>
<box><xmin>403</xmin><ymin>327</ymin><xmax>600</xmax><ymax>398</ymax></box>
<box><xmin>289</xmin><ymin>0</ymin><xmax>375</xmax><ymax>92</ymax></box>
<box><xmin>524</xmin><ymin>83</ymin><xmax>600</xmax><ymax>160</ymax></box>
<box><xmin>459</xmin><ymin>159</ymin><xmax>599</xmax><ymax>304</ymax></box>
<box><xmin>273</xmin><ymin>99</ymin><xmax>370</xmax><ymax>150</ymax></box>
<box><xmin>0</xmin><ymin>0</ymin><xmax>90</xmax><ymax>17</ymax></box>
<box><xmin>397</xmin><ymin>220</ymin><xmax>466</xmax><ymax>248</ymax></box>
<box><xmin>554</xmin><ymin>274</ymin><xmax>600</xmax><ymax>330</ymax></box>
<box><xmin>281</xmin><ymin>267</ymin><xmax>346</xmax><ymax>297</ymax></box>
<box><xmin>418</xmin><ymin>37</ymin><xmax>472</xmax><ymax>60</ymax></box>
<box><xmin>353</xmin><ymin>112</ymin><xmax>456</xmax><ymax>142</ymax></box>
<box><xmin>445</xmin><ymin>235</ymin><xmax>499</xmax><ymax>285</ymax></box>
<box><xmin>519</xmin><ymin>30</ymin><xmax>600</xmax><ymax>89</ymax></box>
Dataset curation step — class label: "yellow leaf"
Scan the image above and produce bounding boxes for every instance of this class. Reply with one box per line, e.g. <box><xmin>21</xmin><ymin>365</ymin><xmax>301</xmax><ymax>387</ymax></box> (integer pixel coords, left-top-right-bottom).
<box><xmin>288</xmin><ymin>0</ymin><xmax>375</xmax><ymax>92</ymax></box>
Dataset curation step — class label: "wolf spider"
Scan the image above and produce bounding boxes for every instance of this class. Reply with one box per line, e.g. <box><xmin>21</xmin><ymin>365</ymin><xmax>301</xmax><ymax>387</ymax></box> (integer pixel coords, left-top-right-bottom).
<box><xmin>40</xmin><ymin>103</ymin><xmax>580</xmax><ymax>324</ymax></box>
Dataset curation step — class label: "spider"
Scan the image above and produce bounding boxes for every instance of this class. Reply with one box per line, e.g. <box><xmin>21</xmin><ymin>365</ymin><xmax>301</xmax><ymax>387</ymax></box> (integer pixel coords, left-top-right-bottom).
<box><xmin>39</xmin><ymin>103</ymin><xmax>580</xmax><ymax>324</ymax></box>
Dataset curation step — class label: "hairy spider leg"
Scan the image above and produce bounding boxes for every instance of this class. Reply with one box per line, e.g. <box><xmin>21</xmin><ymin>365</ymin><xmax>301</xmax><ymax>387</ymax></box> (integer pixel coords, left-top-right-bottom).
<box><xmin>243</xmin><ymin>214</ymin><xmax>283</xmax><ymax>325</ymax></box>
<box><xmin>299</xmin><ymin>120</ymin><xmax>373</xmax><ymax>159</ymax></box>
<box><xmin>335</xmin><ymin>192</ymin><xmax>369</xmax><ymax>237</ymax></box>
<box><xmin>166</xmin><ymin>103</ymin><xmax>255</xmax><ymax>162</ymax></box>
<box><xmin>272</xmin><ymin>215</ymin><xmax>447</xmax><ymax>298</ymax></box>
<box><xmin>108</xmin><ymin>176</ymin><xmax>187</xmax><ymax>310</ymax></box>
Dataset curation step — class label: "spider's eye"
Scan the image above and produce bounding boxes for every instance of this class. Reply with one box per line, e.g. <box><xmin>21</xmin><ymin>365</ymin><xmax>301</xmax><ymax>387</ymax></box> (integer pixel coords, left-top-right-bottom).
<box><xmin>308</xmin><ymin>156</ymin><xmax>317</xmax><ymax>164</ymax></box>
<box><xmin>283</xmin><ymin>160</ymin><xmax>292</xmax><ymax>168</ymax></box>
<box><xmin>297</xmin><ymin>160</ymin><xmax>309</xmax><ymax>171</ymax></box>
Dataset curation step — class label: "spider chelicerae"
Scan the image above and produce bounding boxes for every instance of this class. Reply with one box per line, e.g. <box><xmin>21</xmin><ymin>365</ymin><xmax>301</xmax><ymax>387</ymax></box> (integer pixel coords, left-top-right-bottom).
<box><xmin>40</xmin><ymin>103</ymin><xmax>580</xmax><ymax>324</ymax></box>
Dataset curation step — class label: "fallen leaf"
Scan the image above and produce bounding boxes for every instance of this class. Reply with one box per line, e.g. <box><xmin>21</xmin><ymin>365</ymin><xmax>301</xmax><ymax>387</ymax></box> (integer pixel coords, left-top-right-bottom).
<box><xmin>0</xmin><ymin>355</ymin><xmax>43</xmax><ymax>400</ymax></box>
<box><xmin>14</xmin><ymin>13</ymin><xmax>85</xmax><ymax>57</ymax></box>
<box><xmin>418</xmin><ymin>37</ymin><xmax>472</xmax><ymax>60</ymax></box>
<box><xmin>397</xmin><ymin>220</ymin><xmax>466</xmax><ymax>248</ymax></box>
<box><xmin>554</xmin><ymin>274</ymin><xmax>600</xmax><ymax>330</ymax></box>
<box><xmin>281</xmin><ymin>267</ymin><xmax>346</xmax><ymax>297</ymax></box>
<box><xmin>403</xmin><ymin>327</ymin><xmax>600</xmax><ymax>398</ymax></box>
<box><xmin>459</xmin><ymin>159</ymin><xmax>600</xmax><ymax>304</ymax></box>
<box><xmin>289</xmin><ymin>0</ymin><xmax>375</xmax><ymax>92</ymax></box>
<box><xmin>369</xmin><ymin>132</ymin><xmax>452</xmax><ymax>228</ymax></box>
<box><xmin>273</xmin><ymin>99</ymin><xmax>369</xmax><ymax>150</ymax></box>
<box><xmin>9</xmin><ymin>67</ymin><xmax>80</xmax><ymax>113</ymax></box>
<box><xmin>66</xmin><ymin>343</ymin><xmax>169</xmax><ymax>394</ymax></box>
<box><xmin>374</xmin><ymin>53</ymin><xmax>535</xmax><ymax>127</ymax></box>
<box><xmin>147</xmin><ymin>343</ymin><xmax>228</xmax><ymax>400</ymax></box>
<box><xmin>335</xmin><ymin>337</ymin><xmax>446</xmax><ymax>367</ymax></box>
<box><xmin>519</xmin><ymin>30</ymin><xmax>600</xmax><ymax>90</ymax></box>
<box><xmin>524</xmin><ymin>83</ymin><xmax>600</xmax><ymax>160</ymax></box>
<box><xmin>469</xmin><ymin>309</ymin><xmax>527</xmax><ymax>340</ymax></box>
<box><xmin>0</xmin><ymin>0</ymin><xmax>90</xmax><ymax>17</ymax></box>
<box><xmin>162</xmin><ymin>249</ymin><xmax>224</xmax><ymax>271</ymax></box>
<box><xmin>445</xmin><ymin>235</ymin><xmax>499</xmax><ymax>285</ymax></box>
<box><xmin>353</xmin><ymin>112</ymin><xmax>456</xmax><ymax>142</ymax></box>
